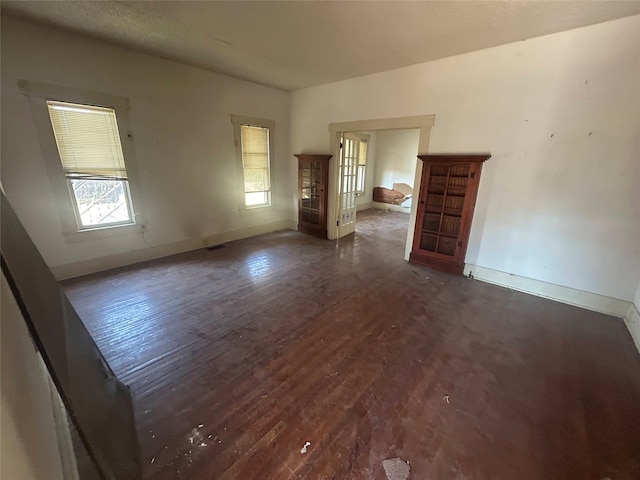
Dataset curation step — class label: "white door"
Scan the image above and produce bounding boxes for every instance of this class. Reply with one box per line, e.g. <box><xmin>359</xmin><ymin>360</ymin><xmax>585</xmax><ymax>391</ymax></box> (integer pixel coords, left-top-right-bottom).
<box><xmin>337</xmin><ymin>133</ymin><xmax>359</xmax><ymax>237</ymax></box>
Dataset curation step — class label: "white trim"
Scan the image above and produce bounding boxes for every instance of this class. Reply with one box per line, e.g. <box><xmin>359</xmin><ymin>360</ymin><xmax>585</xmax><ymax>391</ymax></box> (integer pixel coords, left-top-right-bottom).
<box><xmin>21</xmin><ymin>81</ymin><xmax>145</xmax><ymax>237</ymax></box>
<box><xmin>51</xmin><ymin>219</ymin><xmax>296</xmax><ymax>280</ymax></box>
<box><xmin>62</xmin><ymin>222</ymin><xmax>141</xmax><ymax>243</ymax></box>
<box><xmin>230</xmin><ymin>114</ymin><xmax>276</xmax><ymax>211</ymax></box>
<box><xmin>624</xmin><ymin>303</ymin><xmax>640</xmax><ymax>353</ymax></box>
<box><xmin>19</xmin><ymin>80</ymin><xmax>130</xmax><ymax>111</ymax></box>
<box><xmin>238</xmin><ymin>204</ymin><xmax>274</xmax><ymax>216</ymax></box>
<box><xmin>327</xmin><ymin>115</ymin><xmax>435</xmax><ymax>255</ymax></box>
<box><xmin>464</xmin><ymin>263</ymin><xmax>631</xmax><ymax>318</ymax></box>
<box><xmin>355</xmin><ymin>201</ymin><xmax>373</xmax><ymax>212</ymax></box>
<box><xmin>230</xmin><ymin>114</ymin><xmax>275</xmax><ymax>130</ymax></box>
<box><xmin>328</xmin><ymin>115</ymin><xmax>434</xmax><ymax>134</ymax></box>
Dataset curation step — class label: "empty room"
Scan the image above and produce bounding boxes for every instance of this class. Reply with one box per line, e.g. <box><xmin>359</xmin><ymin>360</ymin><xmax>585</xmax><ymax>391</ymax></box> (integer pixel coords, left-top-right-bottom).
<box><xmin>1</xmin><ymin>2</ymin><xmax>639</xmax><ymax>480</ymax></box>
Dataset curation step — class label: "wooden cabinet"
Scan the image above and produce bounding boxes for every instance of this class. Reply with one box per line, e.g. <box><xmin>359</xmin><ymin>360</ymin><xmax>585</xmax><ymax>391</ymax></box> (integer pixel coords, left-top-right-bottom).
<box><xmin>295</xmin><ymin>154</ymin><xmax>331</xmax><ymax>238</ymax></box>
<box><xmin>410</xmin><ymin>154</ymin><xmax>490</xmax><ymax>274</ymax></box>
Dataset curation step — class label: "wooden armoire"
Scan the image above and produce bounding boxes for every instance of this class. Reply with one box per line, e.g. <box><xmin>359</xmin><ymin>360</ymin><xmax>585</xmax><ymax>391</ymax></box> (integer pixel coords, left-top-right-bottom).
<box><xmin>295</xmin><ymin>154</ymin><xmax>331</xmax><ymax>238</ymax></box>
<box><xmin>410</xmin><ymin>154</ymin><xmax>490</xmax><ymax>274</ymax></box>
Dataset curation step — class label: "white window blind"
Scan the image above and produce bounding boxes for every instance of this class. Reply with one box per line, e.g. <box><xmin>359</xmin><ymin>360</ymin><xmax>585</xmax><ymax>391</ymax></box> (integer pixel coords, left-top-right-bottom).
<box><xmin>47</xmin><ymin>101</ymin><xmax>127</xmax><ymax>180</ymax></box>
<box><xmin>240</xmin><ymin>125</ymin><xmax>270</xmax><ymax>194</ymax></box>
<box><xmin>46</xmin><ymin>100</ymin><xmax>134</xmax><ymax>229</ymax></box>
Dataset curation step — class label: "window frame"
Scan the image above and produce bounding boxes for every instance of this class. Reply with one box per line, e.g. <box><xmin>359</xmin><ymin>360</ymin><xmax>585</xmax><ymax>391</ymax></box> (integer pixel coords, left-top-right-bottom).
<box><xmin>47</xmin><ymin>100</ymin><xmax>135</xmax><ymax>230</ymax></box>
<box><xmin>20</xmin><ymin>81</ymin><xmax>144</xmax><ymax>241</ymax></box>
<box><xmin>343</xmin><ymin>132</ymin><xmax>369</xmax><ymax>195</ymax></box>
<box><xmin>354</xmin><ymin>134</ymin><xmax>369</xmax><ymax>194</ymax></box>
<box><xmin>231</xmin><ymin>114</ymin><xmax>275</xmax><ymax>212</ymax></box>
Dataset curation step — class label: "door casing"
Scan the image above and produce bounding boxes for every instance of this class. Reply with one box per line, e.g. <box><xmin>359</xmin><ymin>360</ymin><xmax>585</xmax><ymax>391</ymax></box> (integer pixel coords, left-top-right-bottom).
<box><xmin>328</xmin><ymin>115</ymin><xmax>435</xmax><ymax>259</ymax></box>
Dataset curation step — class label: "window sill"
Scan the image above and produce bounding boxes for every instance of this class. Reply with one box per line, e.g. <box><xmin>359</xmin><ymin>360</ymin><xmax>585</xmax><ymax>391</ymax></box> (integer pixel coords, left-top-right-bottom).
<box><xmin>238</xmin><ymin>205</ymin><xmax>273</xmax><ymax>217</ymax></box>
<box><xmin>63</xmin><ymin>222</ymin><xmax>140</xmax><ymax>243</ymax></box>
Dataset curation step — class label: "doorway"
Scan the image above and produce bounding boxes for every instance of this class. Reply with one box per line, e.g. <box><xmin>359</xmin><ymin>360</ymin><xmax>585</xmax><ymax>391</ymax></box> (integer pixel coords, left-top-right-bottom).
<box><xmin>328</xmin><ymin>115</ymin><xmax>435</xmax><ymax>260</ymax></box>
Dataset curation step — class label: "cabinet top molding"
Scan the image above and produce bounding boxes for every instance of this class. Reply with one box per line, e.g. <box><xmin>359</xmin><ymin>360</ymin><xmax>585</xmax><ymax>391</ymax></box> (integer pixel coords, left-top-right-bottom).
<box><xmin>418</xmin><ymin>154</ymin><xmax>491</xmax><ymax>163</ymax></box>
<box><xmin>294</xmin><ymin>154</ymin><xmax>333</xmax><ymax>160</ymax></box>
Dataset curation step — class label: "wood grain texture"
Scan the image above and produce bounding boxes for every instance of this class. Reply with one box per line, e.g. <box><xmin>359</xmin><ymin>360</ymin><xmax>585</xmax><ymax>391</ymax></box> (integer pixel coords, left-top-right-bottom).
<box><xmin>63</xmin><ymin>209</ymin><xmax>640</xmax><ymax>480</ymax></box>
<box><xmin>296</xmin><ymin>154</ymin><xmax>331</xmax><ymax>239</ymax></box>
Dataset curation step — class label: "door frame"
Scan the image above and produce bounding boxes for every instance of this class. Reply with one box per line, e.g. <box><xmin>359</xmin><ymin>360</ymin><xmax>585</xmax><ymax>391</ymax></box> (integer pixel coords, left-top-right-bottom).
<box><xmin>327</xmin><ymin>115</ymin><xmax>435</xmax><ymax>259</ymax></box>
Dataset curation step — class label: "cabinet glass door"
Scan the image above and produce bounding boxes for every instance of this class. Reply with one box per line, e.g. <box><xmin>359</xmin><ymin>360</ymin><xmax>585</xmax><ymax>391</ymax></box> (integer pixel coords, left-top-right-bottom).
<box><xmin>300</xmin><ymin>160</ymin><xmax>321</xmax><ymax>226</ymax></box>
<box><xmin>419</xmin><ymin>163</ymin><xmax>470</xmax><ymax>257</ymax></box>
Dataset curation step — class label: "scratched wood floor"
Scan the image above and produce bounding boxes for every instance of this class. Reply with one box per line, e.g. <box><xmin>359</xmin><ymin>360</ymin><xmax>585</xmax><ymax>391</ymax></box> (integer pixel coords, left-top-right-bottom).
<box><xmin>63</xmin><ymin>209</ymin><xmax>640</xmax><ymax>480</ymax></box>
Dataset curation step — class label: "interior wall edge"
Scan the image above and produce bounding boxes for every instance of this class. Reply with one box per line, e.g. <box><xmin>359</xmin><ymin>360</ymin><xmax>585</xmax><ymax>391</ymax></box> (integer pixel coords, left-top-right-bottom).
<box><xmin>464</xmin><ymin>263</ymin><xmax>631</xmax><ymax>319</ymax></box>
<box><xmin>624</xmin><ymin>303</ymin><xmax>640</xmax><ymax>354</ymax></box>
<box><xmin>355</xmin><ymin>202</ymin><xmax>373</xmax><ymax>212</ymax></box>
<box><xmin>51</xmin><ymin>220</ymin><xmax>296</xmax><ymax>280</ymax></box>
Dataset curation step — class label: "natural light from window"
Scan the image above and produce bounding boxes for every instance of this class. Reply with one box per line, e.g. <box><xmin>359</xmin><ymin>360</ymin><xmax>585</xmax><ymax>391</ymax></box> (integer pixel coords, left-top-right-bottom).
<box><xmin>47</xmin><ymin>101</ymin><xmax>134</xmax><ymax>229</ymax></box>
<box><xmin>240</xmin><ymin>125</ymin><xmax>271</xmax><ymax>207</ymax></box>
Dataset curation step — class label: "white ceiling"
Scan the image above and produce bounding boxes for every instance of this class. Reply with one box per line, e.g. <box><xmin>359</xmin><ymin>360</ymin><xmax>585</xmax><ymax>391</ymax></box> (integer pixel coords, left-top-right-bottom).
<box><xmin>3</xmin><ymin>1</ymin><xmax>640</xmax><ymax>91</ymax></box>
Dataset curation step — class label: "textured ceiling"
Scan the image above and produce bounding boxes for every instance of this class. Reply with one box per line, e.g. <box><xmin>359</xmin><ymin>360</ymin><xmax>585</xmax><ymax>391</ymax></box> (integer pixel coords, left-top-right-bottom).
<box><xmin>3</xmin><ymin>1</ymin><xmax>640</xmax><ymax>91</ymax></box>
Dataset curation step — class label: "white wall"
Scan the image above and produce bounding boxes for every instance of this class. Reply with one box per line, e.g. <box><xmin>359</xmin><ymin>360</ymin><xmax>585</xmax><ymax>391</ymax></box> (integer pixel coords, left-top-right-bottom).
<box><xmin>372</xmin><ymin>129</ymin><xmax>420</xmax><ymax>190</ymax></box>
<box><xmin>1</xmin><ymin>15</ymin><xmax>292</xmax><ymax>278</ymax></box>
<box><xmin>1</xmin><ymin>275</ymin><xmax>68</xmax><ymax>480</ymax></box>
<box><xmin>290</xmin><ymin>15</ymin><xmax>640</xmax><ymax>303</ymax></box>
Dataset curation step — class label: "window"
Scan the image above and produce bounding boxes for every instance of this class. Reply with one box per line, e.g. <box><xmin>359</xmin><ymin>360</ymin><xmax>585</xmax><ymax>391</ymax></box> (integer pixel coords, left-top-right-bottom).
<box><xmin>231</xmin><ymin>115</ymin><xmax>275</xmax><ymax>209</ymax></box>
<box><xmin>20</xmin><ymin>81</ymin><xmax>142</xmax><ymax>239</ymax></box>
<box><xmin>356</xmin><ymin>139</ymin><xmax>368</xmax><ymax>194</ymax></box>
<box><xmin>240</xmin><ymin>125</ymin><xmax>271</xmax><ymax>206</ymax></box>
<box><xmin>47</xmin><ymin>101</ymin><xmax>134</xmax><ymax>229</ymax></box>
<box><xmin>342</xmin><ymin>133</ymin><xmax>369</xmax><ymax>195</ymax></box>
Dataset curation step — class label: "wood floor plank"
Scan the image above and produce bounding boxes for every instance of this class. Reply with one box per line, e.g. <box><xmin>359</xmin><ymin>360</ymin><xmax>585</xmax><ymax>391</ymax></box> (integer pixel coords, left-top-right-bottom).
<box><xmin>62</xmin><ymin>209</ymin><xmax>640</xmax><ymax>480</ymax></box>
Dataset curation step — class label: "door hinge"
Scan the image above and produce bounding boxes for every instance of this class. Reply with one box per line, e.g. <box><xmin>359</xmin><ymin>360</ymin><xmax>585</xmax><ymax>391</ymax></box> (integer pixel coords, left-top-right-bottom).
<box><xmin>337</xmin><ymin>220</ymin><xmax>340</xmax><ymax>226</ymax></box>
<box><xmin>457</xmin><ymin>241</ymin><xmax>463</xmax><ymax>247</ymax></box>
<box><xmin>470</xmin><ymin>172</ymin><xmax>475</xmax><ymax>179</ymax></box>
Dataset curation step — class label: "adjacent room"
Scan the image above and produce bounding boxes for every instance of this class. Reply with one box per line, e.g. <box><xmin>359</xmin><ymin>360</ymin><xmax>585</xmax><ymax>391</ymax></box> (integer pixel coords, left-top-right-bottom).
<box><xmin>2</xmin><ymin>2</ymin><xmax>639</xmax><ymax>480</ymax></box>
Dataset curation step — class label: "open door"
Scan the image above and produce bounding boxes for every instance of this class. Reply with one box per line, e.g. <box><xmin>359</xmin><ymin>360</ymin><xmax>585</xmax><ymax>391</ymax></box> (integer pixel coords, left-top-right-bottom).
<box><xmin>337</xmin><ymin>133</ymin><xmax>360</xmax><ymax>238</ymax></box>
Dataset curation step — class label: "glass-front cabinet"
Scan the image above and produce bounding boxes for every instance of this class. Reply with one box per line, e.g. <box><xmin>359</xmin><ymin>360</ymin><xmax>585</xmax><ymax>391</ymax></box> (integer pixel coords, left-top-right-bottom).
<box><xmin>295</xmin><ymin>154</ymin><xmax>331</xmax><ymax>238</ymax></box>
<box><xmin>410</xmin><ymin>154</ymin><xmax>490</xmax><ymax>274</ymax></box>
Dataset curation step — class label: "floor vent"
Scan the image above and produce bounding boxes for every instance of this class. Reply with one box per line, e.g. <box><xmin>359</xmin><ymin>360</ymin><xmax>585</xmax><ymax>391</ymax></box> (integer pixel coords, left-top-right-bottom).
<box><xmin>205</xmin><ymin>244</ymin><xmax>226</xmax><ymax>251</ymax></box>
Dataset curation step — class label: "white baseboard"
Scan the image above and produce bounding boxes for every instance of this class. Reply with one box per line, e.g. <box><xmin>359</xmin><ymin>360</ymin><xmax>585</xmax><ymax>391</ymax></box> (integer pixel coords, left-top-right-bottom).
<box><xmin>52</xmin><ymin>219</ymin><xmax>296</xmax><ymax>280</ymax></box>
<box><xmin>464</xmin><ymin>264</ymin><xmax>631</xmax><ymax>319</ymax></box>
<box><xmin>356</xmin><ymin>201</ymin><xmax>373</xmax><ymax>212</ymax></box>
<box><xmin>624</xmin><ymin>303</ymin><xmax>640</xmax><ymax>353</ymax></box>
<box><xmin>371</xmin><ymin>201</ymin><xmax>411</xmax><ymax>214</ymax></box>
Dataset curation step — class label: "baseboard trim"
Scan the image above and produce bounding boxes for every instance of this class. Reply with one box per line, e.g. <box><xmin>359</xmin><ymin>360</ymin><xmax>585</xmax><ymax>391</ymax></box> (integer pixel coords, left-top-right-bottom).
<box><xmin>464</xmin><ymin>264</ymin><xmax>631</xmax><ymax>319</ymax></box>
<box><xmin>624</xmin><ymin>303</ymin><xmax>640</xmax><ymax>353</ymax></box>
<box><xmin>356</xmin><ymin>201</ymin><xmax>373</xmax><ymax>212</ymax></box>
<box><xmin>52</xmin><ymin>220</ymin><xmax>296</xmax><ymax>280</ymax></box>
<box><xmin>371</xmin><ymin>201</ymin><xmax>411</xmax><ymax>213</ymax></box>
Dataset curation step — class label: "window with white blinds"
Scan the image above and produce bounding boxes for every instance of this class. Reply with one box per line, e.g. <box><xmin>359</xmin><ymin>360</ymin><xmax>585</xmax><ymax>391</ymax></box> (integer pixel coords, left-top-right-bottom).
<box><xmin>356</xmin><ymin>140</ymin><xmax>368</xmax><ymax>193</ymax></box>
<box><xmin>47</xmin><ymin>101</ymin><xmax>134</xmax><ymax>229</ymax></box>
<box><xmin>240</xmin><ymin>124</ymin><xmax>271</xmax><ymax>207</ymax></box>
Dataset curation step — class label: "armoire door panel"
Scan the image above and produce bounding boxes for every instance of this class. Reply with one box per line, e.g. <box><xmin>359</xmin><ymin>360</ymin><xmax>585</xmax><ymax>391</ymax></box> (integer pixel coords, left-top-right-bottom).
<box><xmin>410</xmin><ymin>154</ymin><xmax>490</xmax><ymax>274</ymax></box>
<box><xmin>295</xmin><ymin>154</ymin><xmax>331</xmax><ymax>239</ymax></box>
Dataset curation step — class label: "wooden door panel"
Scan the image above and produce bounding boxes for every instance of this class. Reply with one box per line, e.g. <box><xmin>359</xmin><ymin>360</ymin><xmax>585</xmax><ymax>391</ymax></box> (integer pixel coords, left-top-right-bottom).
<box><xmin>410</xmin><ymin>155</ymin><xmax>490</xmax><ymax>274</ymax></box>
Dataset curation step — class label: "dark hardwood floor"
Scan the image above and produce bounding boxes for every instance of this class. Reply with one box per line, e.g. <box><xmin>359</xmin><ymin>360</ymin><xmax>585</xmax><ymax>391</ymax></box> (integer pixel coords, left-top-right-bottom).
<box><xmin>62</xmin><ymin>209</ymin><xmax>640</xmax><ymax>480</ymax></box>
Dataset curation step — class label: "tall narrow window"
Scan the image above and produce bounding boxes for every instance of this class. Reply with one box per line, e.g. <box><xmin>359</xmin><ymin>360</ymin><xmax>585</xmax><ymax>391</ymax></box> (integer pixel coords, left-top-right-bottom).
<box><xmin>356</xmin><ymin>140</ymin><xmax>368</xmax><ymax>194</ymax></box>
<box><xmin>47</xmin><ymin>101</ymin><xmax>134</xmax><ymax>229</ymax></box>
<box><xmin>231</xmin><ymin>115</ymin><xmax>275</xmax><ymax>210</ymax></box>
<box><xmin>240</xmin><ymin>125</ymin><xmax>271</xmax><ymax>207</ymax></box>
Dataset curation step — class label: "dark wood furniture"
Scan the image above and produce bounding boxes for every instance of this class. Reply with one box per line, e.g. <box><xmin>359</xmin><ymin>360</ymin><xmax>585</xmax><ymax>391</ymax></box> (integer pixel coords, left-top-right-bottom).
<box><xmin>410</xmin><ymin>154</ymin><xmax>490</xmax><ymax>274</ymax></box>
<box><xmin>295</xmin><ymin>154</ymin><xmax>331</xmax><ymax>238</ymax></box>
